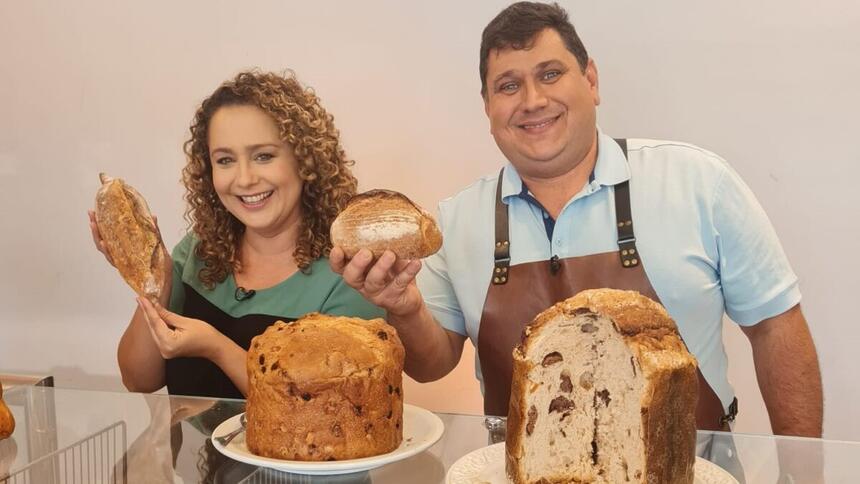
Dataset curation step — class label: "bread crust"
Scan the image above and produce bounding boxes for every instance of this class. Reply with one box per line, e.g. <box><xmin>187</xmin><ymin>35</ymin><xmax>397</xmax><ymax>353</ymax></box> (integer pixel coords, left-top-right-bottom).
<box><xmin>246</xmin><ymin>313</ymin><xmax>406</xmax><ymax>461</ymax></box>
<box><xmin>94</xmin><ymin>173</ymin><xmax>167</xmax><ymax>298</ymax></box>
<box><xmin>0</xmin><ymin>382</ymin><xmax>14</xmax><ymax>440</ymax></box>
<box><xmin>330</xmin><ymin>189</ymin><xmax>442</xmax><ymax>259</ymax></box>
<box><xmin>507</xmin><ymin>289</ymin><xmax>697</xmax><ymax>484</ymax></box>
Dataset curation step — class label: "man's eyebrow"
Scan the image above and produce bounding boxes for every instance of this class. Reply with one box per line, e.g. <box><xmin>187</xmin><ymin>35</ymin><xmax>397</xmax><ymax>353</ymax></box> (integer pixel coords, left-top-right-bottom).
<box><xmin>492</xmin><ymin>69</ymin><xmax>518</xmax><ymax>85</ymax></box>
<box><xmin>492</xmin><ymin>59</ymin><xmax>566</xmax><ymax>85</ymax></box>
<box><xmin>533</xmin><ymin>59</ymin><xmax>564</xmax><ymax>72</ymax></box>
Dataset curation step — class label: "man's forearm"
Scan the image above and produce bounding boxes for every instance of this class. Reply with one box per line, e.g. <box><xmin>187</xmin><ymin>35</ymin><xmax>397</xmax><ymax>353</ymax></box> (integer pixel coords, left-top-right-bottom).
<box><xmin>757</xmin><ymin>346</ymin><xmax>822</xmax><ymax>437</ymax></box>
<box><xmin>744</xmin><ymin>305</ymin><xmax>823</xmax><ymax>437</ymax></box>
<box><xmin>388</xmin><ymin>303</ymin><xmax>465</xmax><ymax>382</ymax></box>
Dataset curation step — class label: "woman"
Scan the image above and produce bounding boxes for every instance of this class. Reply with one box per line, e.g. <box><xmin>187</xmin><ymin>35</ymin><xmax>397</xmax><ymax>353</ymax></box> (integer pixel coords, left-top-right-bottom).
<box><xmin>89</xmin><ymin>70</ymin><xmax>382</xmax><ymax>398</ymax></box>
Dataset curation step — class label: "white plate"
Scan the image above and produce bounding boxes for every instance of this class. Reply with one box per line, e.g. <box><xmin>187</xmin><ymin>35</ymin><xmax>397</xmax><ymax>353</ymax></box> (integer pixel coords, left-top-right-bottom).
<box><xmin>211</xmin><ymin>404</ymin><xmax>444</xmax><ymax>476</ymax></box>
<box><xmin>445</xmin><ymin>442</ymin><xmax>739</xmax><ymax>484</ymax></box>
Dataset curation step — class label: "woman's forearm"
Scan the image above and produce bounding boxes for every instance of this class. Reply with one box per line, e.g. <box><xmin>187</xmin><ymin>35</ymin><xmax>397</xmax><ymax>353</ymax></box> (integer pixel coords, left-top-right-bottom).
<box><xmin>118</xmin><ymin>308</ymin><xmax>166</xmax><ymax>392</ymax></box>
<box><xmin>209</xmin><ymin>336</ymin><xmax>249</xmax><ymax>396</ymax></box>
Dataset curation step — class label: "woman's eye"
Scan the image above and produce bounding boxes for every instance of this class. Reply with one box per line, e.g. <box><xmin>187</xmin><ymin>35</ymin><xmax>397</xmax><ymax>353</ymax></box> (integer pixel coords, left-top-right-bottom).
<box><xmin>214</xmin><ymin>156</ymin><xmax>233</xmax><ymax>165</ymax></box>
<box><xmin>255</xmin><ymin>152</ymin><xmax>274</xmax><ymax>162</ymax></box>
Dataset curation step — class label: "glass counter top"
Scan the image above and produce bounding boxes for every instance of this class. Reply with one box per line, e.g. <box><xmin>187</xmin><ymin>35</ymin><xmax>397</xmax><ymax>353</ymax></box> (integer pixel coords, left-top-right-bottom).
<box><xmin>0</xmin><ymin>386</ymin><xmax>851</xmax><ymax>483</ymax></box>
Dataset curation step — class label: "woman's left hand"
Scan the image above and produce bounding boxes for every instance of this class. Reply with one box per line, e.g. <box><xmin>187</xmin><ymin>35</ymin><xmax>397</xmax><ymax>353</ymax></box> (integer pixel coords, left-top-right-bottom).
<box><xmin>137</xmin><ymin>297</ymin><xmax>225</xmax><ymax>361</ymax></box>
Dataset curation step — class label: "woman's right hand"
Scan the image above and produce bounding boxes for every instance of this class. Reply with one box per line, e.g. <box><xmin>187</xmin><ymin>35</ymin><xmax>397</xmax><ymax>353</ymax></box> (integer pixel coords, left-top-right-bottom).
<box><xmin>137</xmin><ymin>297</ymin><xmax>249</xmax><ymax>395</ymax></box>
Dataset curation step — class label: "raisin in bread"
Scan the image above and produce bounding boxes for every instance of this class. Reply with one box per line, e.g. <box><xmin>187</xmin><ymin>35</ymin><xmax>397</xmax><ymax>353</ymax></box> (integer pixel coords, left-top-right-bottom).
<box><xmin>506</xmin><ymin>289</ymin><xmax>698</xmax><ymax>484</ymax></box>
<box><xmin>246</xmin><ymin>313</ymin><xmax>405</xmax><ymax>461</ymax></box>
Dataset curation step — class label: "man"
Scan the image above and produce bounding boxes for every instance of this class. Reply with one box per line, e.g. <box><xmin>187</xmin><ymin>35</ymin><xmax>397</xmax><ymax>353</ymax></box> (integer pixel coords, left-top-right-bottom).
<box><xmin>332</xmin><ymin>1</ymin><xmax>822</xmax><ymax>438</ymax></box>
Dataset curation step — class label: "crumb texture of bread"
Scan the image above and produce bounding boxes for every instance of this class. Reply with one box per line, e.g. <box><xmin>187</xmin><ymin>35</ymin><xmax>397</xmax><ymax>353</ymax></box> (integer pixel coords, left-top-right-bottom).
<box><xmin>506</xmin><ymin>289</ymin><xmax>697</xmax><ymax>484</ymax></box>
<box><xmin>246</xmin><ymin>313</ymin><xmax>406</xmax><ymax>461</ymax></box>
<box><xmin>330</xmin><ymin>189</ymin><xmax>442</xmax><ymax>259</ymax></box>
<box><xmin>0</xmin><ymin>382</ymin><xmax>15</xmax><ymax>439</ymax></box>
<box><xmin>94</xmin><ymin>173</ymin><xmax>166</xmax><ymax>298</ymax></box>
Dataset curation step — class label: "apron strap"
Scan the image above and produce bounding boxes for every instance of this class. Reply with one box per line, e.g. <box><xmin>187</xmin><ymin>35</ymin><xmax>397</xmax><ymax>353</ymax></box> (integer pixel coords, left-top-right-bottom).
<box><xmin>492</xmin><ymin>138</ymin><xmax>644</xmax><ymax>285</ymax></box>
<box><xmin>485</xmin><ymin>138</ymin><xmax>739</xmax><ymax>426</ymax></box>
<box><xmin>492</xmin><ymin>168</ymin><xmax>511</xmax><ymax>285</ymax></box>
<box><xmin>613</xmin><ymin>138</ymin><xmax>640</xmax><ymax>269</ymax></box>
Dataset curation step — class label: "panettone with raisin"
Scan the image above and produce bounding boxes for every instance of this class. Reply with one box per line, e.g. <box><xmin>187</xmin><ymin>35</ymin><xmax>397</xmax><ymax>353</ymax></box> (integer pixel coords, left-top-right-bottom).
<box><xmin>246</xmin><ymin>313</ymin><xmax>405</xmax><ymax>461</ymax></box>
<box><xmin>506</xmin><ymin>289</ymin><xmax>698</xmax><ymax>484</ymax></box>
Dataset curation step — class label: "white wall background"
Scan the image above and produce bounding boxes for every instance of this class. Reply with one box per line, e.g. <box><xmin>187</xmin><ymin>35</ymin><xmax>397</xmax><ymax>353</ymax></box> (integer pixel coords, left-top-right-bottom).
<box><xmin>0</xmin><ymin>0</ymin><xmax>857</xmax><ymax>439</ymax></box>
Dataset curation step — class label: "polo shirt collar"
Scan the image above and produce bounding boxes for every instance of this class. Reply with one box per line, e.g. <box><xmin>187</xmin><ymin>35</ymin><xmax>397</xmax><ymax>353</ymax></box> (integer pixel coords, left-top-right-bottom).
<box><xmin>500</xmin><ymin>128</ymin><xmax>631</xmax><ymax>202</ymax></box>
<box><xmin>592</xmin><ymin>129</ymin><xmax>631</xmax><ymax>187</ymax></box>
<box><xmin>500</xmin><ymin>161</ymin><xmax>526</xmax><ymax>201</ymax></box>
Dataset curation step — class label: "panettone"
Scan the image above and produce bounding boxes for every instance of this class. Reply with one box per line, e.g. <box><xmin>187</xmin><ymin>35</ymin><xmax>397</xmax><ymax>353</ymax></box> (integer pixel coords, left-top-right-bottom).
<box><xmin>246</xmin><ymin>313</ymin><xmax>405</xmax><ymax>461</ymax></box>
<box><xmin>506</xmin><ymin>289</ymin><xmax>698</xmax><ymax>484</ymax></box>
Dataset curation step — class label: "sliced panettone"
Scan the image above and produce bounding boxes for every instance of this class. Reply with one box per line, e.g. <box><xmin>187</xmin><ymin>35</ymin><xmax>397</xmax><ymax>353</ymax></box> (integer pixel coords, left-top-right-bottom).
<box><xmin>506</xmin><ymin>289</ymin><xmax>698</xmax><ymax>484</ymax></box>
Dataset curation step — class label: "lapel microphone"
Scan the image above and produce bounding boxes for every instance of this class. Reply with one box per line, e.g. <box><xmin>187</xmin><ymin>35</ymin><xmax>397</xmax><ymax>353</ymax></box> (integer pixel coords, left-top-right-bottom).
<box><xmin>235</xmin><ymin>286</ymin><xmax>256</xmax><ymax>301</ymax></box>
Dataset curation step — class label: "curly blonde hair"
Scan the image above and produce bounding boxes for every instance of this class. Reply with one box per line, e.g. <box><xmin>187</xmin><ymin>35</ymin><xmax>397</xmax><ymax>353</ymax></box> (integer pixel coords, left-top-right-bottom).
<box><xmin>183</xmin><ymin>70</ymin><xmax>358</xmax><ymax>288</ymax></box>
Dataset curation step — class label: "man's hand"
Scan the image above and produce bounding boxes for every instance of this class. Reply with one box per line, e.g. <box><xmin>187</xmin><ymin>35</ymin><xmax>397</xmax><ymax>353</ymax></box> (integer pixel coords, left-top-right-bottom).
<box><xmin>330</xmin><ymin>247</ymin><xmax>423</xmax><ymax>317</ymax></box>
<box><xmin>330</xmin><ymin>246</ymin><xmax>466</xmax><ymax>382</ymax></box>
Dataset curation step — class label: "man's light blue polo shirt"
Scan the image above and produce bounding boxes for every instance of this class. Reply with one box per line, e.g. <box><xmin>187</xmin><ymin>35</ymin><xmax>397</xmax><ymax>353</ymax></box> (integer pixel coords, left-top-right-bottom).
<box><xmin>417</xmin><ymin>130</ymin><xmax>801</xmax><ymax>410</ymax></box>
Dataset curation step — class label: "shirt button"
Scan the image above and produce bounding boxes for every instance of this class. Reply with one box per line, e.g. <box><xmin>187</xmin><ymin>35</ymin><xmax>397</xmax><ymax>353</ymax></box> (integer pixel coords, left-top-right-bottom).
<box><xmin>542</xmin><ymin>211</ymin><xmax>549</xmax><ymax>219</ymax></box>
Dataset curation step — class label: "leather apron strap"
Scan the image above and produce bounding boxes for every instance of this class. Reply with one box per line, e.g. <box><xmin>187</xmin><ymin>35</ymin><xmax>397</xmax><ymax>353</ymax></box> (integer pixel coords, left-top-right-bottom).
<box><xmin>477</xmin><ymin>138</ymin><xmax>736</xmax><ymax>430</ymax></box>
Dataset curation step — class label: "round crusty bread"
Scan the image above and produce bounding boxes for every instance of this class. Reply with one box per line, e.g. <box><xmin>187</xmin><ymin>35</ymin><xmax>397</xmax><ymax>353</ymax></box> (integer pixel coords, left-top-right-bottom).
<box><xmin>246</xmin><ymin>313</ymin><xmax>405</xmax><ymax>461</ymax></box>
<box><xmin>330</xmin><ymin>189</ymin><xmax>442</xmax><ymax>259</ymax></box>
<box><xmin>0</xmin><ymin>381</ymin><xmax>14</xmax><ymax>439</ymax></box>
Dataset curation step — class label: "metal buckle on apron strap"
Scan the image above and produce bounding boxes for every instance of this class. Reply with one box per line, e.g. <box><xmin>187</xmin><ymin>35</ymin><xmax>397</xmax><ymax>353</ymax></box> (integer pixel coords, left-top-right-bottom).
<box><xmin>617</xmin><ymin>233</ymin><xmax>640</xmax><ymax>268</ymax></box>
<box><xmin>492</xmin><ymin>258</ymin><xmax>510</xmax><ymax>284</ymax></box>
<box><xmin>493</xmin><ymin>240</ymin><xmax>511</xmax><ymax>285</ymax></box>
<box><xmin>612</xmin><ymin>173</ymin><xmax>639</xmax><ymax>270</ymax></box>
<box><xmin>719</xmin><ymin>397</ymin><xmax>739</xmax><ymax>427</ymax></box>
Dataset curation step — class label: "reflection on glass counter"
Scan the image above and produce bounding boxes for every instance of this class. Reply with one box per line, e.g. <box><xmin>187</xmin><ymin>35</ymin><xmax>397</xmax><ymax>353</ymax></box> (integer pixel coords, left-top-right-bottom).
<box><xmin>0</xmin><ymin>386</ymin><xmax>852</xmax><ymax>483</ymax></box>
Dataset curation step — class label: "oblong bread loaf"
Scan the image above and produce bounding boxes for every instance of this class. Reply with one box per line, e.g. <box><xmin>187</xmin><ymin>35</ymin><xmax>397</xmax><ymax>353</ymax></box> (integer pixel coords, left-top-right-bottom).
<box><xmin>0</xmin><ymin>381</ymin><xmax>14</xmax><ymax>439</ymax></box>
<box><xmin>331</xmin><ymin>189</ymin><xmax>442</xmax><ymax>259</ymax></box>
<box><xmin>94</xmin><ymin>173</ymin><xmax>167</xmax><ymax>298</ymax></box>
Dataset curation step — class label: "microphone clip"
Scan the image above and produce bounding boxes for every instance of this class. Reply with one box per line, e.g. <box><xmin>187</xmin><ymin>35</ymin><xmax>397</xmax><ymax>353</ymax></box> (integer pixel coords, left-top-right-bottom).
<box><xmin>235</xmin><ymin>286</ymin><xmax>256</xmax><ymax>301</ymax></box>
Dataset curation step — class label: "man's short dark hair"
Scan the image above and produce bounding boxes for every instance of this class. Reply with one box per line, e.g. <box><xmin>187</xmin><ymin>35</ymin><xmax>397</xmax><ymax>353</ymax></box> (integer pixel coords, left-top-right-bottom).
<box><xmin>480</xmin><ymin>2</ymin><xmax>589</xmax><ymax>96</ymax></box>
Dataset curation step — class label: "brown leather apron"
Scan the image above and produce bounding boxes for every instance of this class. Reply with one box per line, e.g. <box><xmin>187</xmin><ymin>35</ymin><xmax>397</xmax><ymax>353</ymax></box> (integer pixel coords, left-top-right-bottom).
<box><xmin>477</xmin><ymin>139</ymin><xmax>736</xmax><ymax>430</ymax></box>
